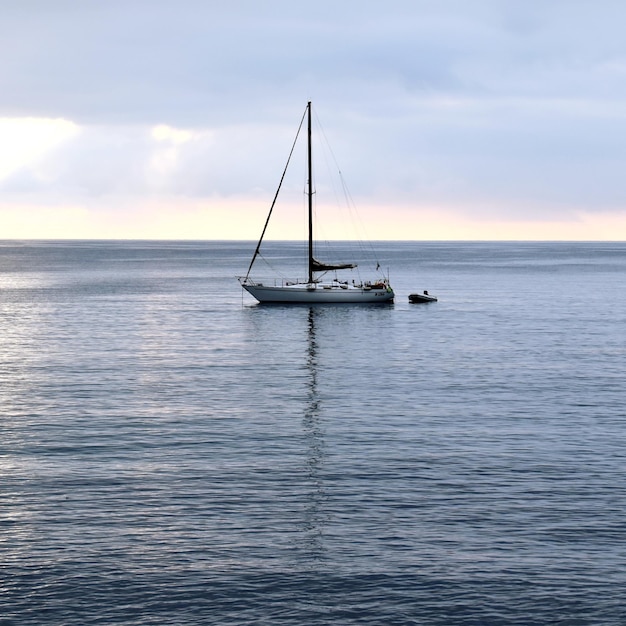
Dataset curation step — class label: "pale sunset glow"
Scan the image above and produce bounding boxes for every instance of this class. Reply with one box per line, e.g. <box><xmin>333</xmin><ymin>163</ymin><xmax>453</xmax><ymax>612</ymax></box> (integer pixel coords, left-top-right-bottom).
<box><xmin>1</xmin><ymin>2</ymin><xmax>625</xmax><ymax>241</ymax></box>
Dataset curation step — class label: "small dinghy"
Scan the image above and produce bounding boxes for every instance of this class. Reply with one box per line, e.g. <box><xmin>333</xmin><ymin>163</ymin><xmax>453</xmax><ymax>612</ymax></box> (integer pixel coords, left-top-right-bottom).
<box><xmin>409</xmin><ymin>290</ymin><xmax>438</xmax><ymax>303</ymax></box>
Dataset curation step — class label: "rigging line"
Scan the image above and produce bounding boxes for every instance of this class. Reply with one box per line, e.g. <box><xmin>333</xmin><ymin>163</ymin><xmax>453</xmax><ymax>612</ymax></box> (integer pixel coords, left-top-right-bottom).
<box><xmin>338</xmin><ymin>169</ymin><xmax>380</xmax><ymax>266</ymax></box>
<box><xmin>256</xmin><ymin>251</ymin><xmax>289</xmax><ymax>281</ymax></box>
<box><xmin>314</xmin><ymin>109</ymin><xmax>381</xmax><ymax>271</ymax></box>
<box><xmin>310</xmin><ymin>110</ymin><xmax>351</xmax><ymax>262</ymax></box>
<box><xmin>244</xmin><ymin>105</ymin><xmax>308</xmax><ymax>280</ymax></box>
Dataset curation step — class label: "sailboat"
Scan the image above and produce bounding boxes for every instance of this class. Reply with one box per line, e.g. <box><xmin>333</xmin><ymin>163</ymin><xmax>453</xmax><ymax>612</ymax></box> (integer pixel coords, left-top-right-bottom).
<box><xmin>239</xmin><ymin>102</ymin><xmax>394</xmax><ymax>304</ymax></box>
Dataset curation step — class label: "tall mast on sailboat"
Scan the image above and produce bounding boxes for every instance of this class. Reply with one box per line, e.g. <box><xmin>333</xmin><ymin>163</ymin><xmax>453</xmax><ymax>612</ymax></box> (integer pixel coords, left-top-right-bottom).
<box><xmin>307</xmin><ymin>101</ymin><xmax>313</xmax><ymax>285</ymax></box>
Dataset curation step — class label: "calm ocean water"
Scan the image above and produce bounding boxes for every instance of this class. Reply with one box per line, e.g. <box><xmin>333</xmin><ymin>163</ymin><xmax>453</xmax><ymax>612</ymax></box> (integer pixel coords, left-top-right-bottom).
<box><xmin>1</xmin><ymin>240</ymin><xmax>625</xmax><ymax>625</ymax></box>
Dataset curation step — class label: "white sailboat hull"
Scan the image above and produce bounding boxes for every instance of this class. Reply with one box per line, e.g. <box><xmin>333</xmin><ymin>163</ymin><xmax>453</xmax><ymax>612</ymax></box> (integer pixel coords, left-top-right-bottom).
<box><xmin>242</xmin><ymin>282</ymin><xmax>394</xmax><ymax>304</ymax></box>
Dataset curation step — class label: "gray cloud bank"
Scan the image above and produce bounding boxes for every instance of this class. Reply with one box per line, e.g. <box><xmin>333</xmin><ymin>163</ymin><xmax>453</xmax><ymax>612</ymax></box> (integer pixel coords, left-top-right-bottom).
<box><xmin>2</xmin><ymin>0</ymin><xmax>626</xmax><ymax>219</ymax></box>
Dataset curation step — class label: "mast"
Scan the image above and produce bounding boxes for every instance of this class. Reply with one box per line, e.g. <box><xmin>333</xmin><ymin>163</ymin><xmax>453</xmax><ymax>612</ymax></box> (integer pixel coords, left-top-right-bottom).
<box><xmin>307</xmin><ymin>101</ymin><xmax>313</xmax><ymax>284</ymax></box>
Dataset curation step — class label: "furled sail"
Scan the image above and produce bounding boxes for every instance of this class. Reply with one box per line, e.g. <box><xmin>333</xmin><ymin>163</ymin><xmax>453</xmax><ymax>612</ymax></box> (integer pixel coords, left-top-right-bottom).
<box><xmin>311</xmin><ymin>258</ymin><xmax>357</xmax><ymax>272</ymax></box>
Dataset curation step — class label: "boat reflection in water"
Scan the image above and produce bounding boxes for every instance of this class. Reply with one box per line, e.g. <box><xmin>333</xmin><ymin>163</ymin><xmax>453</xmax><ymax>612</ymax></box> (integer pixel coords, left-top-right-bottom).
<box><xmin>301</xmin><ymin>306</ymin><xmax>326</xmax><ymax>563</ymax></box>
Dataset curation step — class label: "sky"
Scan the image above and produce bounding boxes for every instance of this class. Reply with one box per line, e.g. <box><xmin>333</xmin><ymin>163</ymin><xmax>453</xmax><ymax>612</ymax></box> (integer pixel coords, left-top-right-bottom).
<box><xmin>1</xmin><ymin>0</ymin><xmax>626</xmax><ymax>240</ymax></box>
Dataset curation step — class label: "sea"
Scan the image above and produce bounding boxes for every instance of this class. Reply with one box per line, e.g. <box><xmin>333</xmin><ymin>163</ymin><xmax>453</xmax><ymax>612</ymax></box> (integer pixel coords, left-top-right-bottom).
<box><xmin>1</xmin><ymin>240</ymin><xmax>625</xmax><ymax>626</ymax></box>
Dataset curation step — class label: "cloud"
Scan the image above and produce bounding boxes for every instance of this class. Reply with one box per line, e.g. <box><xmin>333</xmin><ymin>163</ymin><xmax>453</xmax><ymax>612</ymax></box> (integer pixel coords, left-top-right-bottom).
<box><xmin>4</xmin><ymin>1</ymin><xmax>624</xmax><ymax>122</ymax></box>
<box><xmin>0</xmin><ymin>117</ymin><xmax>79</xmax><ymax>180</ymax></box>
<box><xmin>1</xmin><ymin>0</ymin><xmax>626</xmax><ymax>238</ymax></box>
